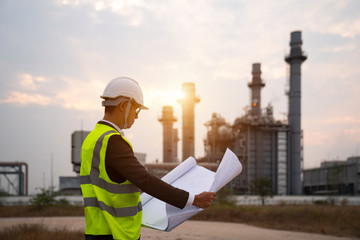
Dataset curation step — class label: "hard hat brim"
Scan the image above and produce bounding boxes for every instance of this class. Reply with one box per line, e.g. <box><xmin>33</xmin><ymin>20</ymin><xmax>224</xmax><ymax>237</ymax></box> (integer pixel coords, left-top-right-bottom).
<box><xmin>102</xmin><ymin>96</ymin><xmax>149</xmax><ymax>110</ymax></box>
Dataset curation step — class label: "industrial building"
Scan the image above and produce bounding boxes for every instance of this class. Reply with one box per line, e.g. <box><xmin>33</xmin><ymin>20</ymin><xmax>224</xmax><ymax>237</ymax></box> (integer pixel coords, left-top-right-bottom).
<box><xmin>155</xmin><ymin>31</ymin><xmax>357</xmax><ymax>197</ymax></box>
<box><xmin>154</xmin><ymin>31</ymin><xmax>307</xmax><ymax>195</ymax></box>
<box><xmin>201</xmin><ymin>63</ymin><xmax>291</xmax><ymax>195</ymax></box>
<box><xmin>200</xmin><ymin>31</ymin><xmax>307</xmax><ymax>195</ymax></box>
<box><xmin>303</xmin><ymin>156</ymin><xmax>360</xmax><ymax>196</ymax></box>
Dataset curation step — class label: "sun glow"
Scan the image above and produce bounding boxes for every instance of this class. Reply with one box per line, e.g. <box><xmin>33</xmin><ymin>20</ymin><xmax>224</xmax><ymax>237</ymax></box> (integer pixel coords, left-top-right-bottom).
<box><xmin>145</xmin><ymin>89</ymin><xmax>184</xmax><ymax>109</ymax></box>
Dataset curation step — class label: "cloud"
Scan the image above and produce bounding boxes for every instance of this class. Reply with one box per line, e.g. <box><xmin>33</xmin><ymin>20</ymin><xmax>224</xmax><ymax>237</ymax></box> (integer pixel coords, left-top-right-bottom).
<box><xmin>0</xmin><ymin>73</ymin><xmax>102</xmax><ymax>111</ymax></box>
<box><xmin>144</xmin><ymin>87</ymin><xmax>183</xmax><ymax>111</ymax></box>
<box><xmin>305</xmin><ymin>131</ymin><xmax>334</xmax><ymax>146</ymax></box>
<box><xmin>320</xmin><ymin>42</ymin><xmax>357</xmax><ymax>53</ymax></box>
<box><xmin>0</xmin><ymin>91</ymin><xmax>52</xmax><ymax>106</ymax></box>
<box><xmin>305</xmin><ymin>126</ymin><xmax>360</xmax><ymax>147</ymax></box>
<box><xmin>53</xmin><ymin>76</ymin><xmax>103</xmax><ymax>111</ymax></box>
<box><xmin>56</xmin><ymin>0</ymin><xmax>146</xmax><ymax>26</ymax></box>
<box><xmin>324</xmin><ymin>116</ymin><xmax>360</xmax><ymax>124</ymax></box>
<box><xmin>327</xmin><ymin>19</ymin><xmax>360</xmax><ymax>39</ymax></box>
<box><xmin>303</xmin><ymin>1</ymin><xmax>360</xmax><ymax>38</ymax></box>
<box><xmin>18</xmin><ymin>74</ymin><xmax>48</xmax><ymax>91</ymax></box>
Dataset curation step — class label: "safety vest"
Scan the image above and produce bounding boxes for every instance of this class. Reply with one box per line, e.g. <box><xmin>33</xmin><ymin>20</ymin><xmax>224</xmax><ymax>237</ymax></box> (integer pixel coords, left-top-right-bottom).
<box><xmin>80</xmin><ymin>123</ymin><xmax>142</xmax><ymax>240</ymax></box>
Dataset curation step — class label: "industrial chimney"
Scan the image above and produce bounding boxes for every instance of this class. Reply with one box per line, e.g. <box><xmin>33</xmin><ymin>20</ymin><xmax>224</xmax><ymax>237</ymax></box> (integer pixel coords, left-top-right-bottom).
<box><xmin>158</xmin><ymin>106</ymin><xmax>177</xmax><ymax>163</ymax></box>
<box><xmin>285</xmin><ymin>31</ymin><xmax>307</xmax><ymax>194</ymax></box>
<box><xmin>248</xmin><ymin>63</ymin><xmax>265</xmax><ymax>118</ymax></box>
<box><xmin>178</xmin><ymin>82</ymin><xmax>200</xmax><ymax>161</ymax></box>
<box><xmin>172</xmin><ymin>128</ymin><xmax>179</xmax><ymax>162</ymax></box>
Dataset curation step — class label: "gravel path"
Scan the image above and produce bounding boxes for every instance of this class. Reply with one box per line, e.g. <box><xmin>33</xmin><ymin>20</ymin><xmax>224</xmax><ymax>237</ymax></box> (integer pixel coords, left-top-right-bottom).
<box><xmin>0</xmin><ymin>217</ymin><xmax>357</xmax><ymax>240</ymax></box>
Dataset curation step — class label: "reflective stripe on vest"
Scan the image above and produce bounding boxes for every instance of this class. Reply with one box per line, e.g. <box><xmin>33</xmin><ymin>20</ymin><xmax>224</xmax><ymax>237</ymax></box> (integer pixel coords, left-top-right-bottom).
<box><xmin>81</xmin><ymin>129</ymin><xmax>141</xmax><ymax>218</ymax></box>
<box><xmin>83</xmin><ymin>197</ymin><xmax>142</xmax><ymax>217</ymax></box>
<box><xmin>80</xmin><ymin>175</ymin><xmax>139</xmax><ymax>194</ymax></box>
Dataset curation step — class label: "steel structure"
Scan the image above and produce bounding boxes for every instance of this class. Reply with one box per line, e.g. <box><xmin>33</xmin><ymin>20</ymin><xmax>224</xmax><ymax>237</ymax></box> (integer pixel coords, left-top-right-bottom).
<box><xmin>0</xmin><ymin>162</ymin><xmax>28</xmax><ymax>195</ymax></box>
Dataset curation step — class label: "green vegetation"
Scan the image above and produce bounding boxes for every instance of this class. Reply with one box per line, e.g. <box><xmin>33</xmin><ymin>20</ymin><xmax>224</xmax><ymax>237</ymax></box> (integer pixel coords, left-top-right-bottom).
<box><xmin>0</xmin><ymin>189</ymin><xmax>11</xmax><ymax>206</ymax></box>
<box><xmin>0</xmin><ymin>189</ymin><xmax>10</xmax><ymax>197</ymax></box>
<box><xmin>251</xmin><ymin>176</ymin><xmax>273</xmax><ymax>205</ymax></box>
<box><xmin>213</xmin><ymin>187</ymin><xmax>235</xmax><ymax>206</ymax></box>
<box><xmin>29</xmin><ymin>187</ymin><xmax>69</xmax><ymax>208</ymax></box>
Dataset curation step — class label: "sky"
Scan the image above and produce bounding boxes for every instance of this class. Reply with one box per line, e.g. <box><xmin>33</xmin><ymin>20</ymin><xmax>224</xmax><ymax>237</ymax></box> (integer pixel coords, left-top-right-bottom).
<box><xmin>0</xmin><ymin>0</ymin><xmax>359</xmax><ymax>195</ymax></box>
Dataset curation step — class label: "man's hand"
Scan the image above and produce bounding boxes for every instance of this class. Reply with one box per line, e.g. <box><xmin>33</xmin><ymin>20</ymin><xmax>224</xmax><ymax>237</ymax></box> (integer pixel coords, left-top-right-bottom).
<box><xmin>193</xmin><ymin>191</ymin><xmax>216</xmax><ymax>208</ymax></box>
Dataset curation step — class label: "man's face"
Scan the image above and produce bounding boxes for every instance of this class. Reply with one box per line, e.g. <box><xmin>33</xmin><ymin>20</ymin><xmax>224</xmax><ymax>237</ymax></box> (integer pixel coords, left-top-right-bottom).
<box><xmin>126</xmin><ymin>102</ymin><xmax>141</xmax><ymax>128</ymax></box>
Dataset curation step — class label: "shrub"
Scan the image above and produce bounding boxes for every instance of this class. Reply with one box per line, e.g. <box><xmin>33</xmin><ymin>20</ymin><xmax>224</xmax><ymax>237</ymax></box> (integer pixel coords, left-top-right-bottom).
<box><xmin>30</xmin><ymin>187</ymin><xmax>57</xmax><ymax>208</ymax></box>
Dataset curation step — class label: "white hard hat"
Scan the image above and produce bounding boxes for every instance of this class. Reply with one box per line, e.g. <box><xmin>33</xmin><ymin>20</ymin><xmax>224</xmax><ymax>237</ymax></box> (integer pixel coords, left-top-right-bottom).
<box><xmin>101</xmin><ymin>77</ymin><xmax>148</xmax><ymax>109</ymax></box>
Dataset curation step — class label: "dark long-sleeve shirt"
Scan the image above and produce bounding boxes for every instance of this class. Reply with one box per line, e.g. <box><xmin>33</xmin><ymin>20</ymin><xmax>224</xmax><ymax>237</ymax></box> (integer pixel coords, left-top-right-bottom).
<box><xmin>100</xmin><ymin>121</ymin><xmax>189</xmax><ymax>209</ymax></box>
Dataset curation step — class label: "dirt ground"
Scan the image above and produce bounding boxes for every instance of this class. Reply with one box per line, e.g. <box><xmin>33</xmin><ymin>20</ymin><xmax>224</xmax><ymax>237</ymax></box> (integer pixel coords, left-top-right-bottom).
<box><xmin>0</xmin><ymin>217</ymin><xmax>358</xmax><ymax>240</ymax></box>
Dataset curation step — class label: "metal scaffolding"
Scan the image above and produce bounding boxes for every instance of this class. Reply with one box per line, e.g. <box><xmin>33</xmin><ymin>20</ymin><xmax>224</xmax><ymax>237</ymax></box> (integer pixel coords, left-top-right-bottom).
<box><xmin>0</xmin><ymin>162</ymin><xmax>28</xmax><ymax>195</ymax></box>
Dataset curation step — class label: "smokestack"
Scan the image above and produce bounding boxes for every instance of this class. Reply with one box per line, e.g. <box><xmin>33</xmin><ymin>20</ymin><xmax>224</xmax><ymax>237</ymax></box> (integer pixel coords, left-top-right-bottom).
<box><xmin>178</xmin><ymin>82</ymin><xmax>200</xmax><ymax>161</ymax></box>
<box><xmin>248</xmin><ymin>63</ymin><xmax>265</xmax><ymax>118</ymax></box>
<box><xmin>158</xmin><ymin>106</ymin><xmax>177</xmax><ymax>163</ymax></box>
<box><xmin>172</xmin><ymin>128</ymin><xmax>179</xmax><ymax>162</ymax></box>
<box><xmin>285</xmin><ymin>31</ymin><xmax>307</xmax><ymax>194</ymax></box>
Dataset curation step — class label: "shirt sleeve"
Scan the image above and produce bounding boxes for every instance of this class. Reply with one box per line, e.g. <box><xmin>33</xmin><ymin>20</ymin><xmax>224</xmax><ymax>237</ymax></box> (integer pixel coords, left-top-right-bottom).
<box><xmin>186</xmin><ymin>193</ymin><xmax>195</xmax><ymax>207</ymax></box>
<box><xmin>105</xmin><ymin>134</ymin><xmax>189</xmax><ymax>209</ymax></box>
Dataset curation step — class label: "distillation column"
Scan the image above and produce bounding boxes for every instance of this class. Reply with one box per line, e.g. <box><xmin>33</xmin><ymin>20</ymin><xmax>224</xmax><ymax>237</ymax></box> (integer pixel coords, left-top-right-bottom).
<box><xmin>248</xmin><ymin>63</ymin><xmax>265</xmax><ymax>118</ymax></box>
<box><xmin>158</xmin><ymin>106</ymin><xmax>177</xmax><ymax>163</ymax></box>
<box><xmin>285</xmin><ymin>31</ymin><xmax>307</xmax><ymax>194</ymax></box>
<box><xmin>178</xmin><ymin>82</ymin><xmax>200</xmax><ymax>161</ymax></box>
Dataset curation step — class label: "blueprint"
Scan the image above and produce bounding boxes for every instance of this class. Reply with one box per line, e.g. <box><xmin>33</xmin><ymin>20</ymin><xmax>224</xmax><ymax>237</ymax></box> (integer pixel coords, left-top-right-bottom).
<box><xmin>141</xmin><ymin>148</ymin><xmax>242</xmax><ymax>231</ymax></box>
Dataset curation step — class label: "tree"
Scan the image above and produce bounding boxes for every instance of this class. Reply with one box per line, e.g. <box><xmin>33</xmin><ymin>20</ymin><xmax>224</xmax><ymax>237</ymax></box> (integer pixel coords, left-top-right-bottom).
<box><xmin>215</xmin><ymin>186</ymin><xmax>235</xmax><ymax>206</ymax></box>
<box><xmin>327</xmin><ymin>164</ymin><xmax>345</xmax><ymax>205</ymax></box>
<box><xmin>30</xmin><ymin>187</ymin><xmax>57</xmax><ymax>207</ymax></box>
<box><xmin>251</xmin><ymin>176</ymin><xmax>273</xmax><ymax>206</ymax></box>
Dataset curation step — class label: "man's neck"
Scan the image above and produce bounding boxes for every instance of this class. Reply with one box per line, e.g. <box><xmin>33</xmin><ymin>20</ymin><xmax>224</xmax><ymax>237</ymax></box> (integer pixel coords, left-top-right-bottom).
<box><xmin>100</xmin><ymin>119</ymin><xmax>124</xmax><ymax>136</ymax></box>
<box><xmin>103</xmin><ymin>113</ymin><xmax>124</xmax><ymax>129</ymax></box>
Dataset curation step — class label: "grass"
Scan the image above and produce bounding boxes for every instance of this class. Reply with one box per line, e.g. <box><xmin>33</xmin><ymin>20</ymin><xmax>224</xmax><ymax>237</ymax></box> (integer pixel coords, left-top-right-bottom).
<box><xmin>0</xmin><ymin>204</ymin><xmax>359</xmax><ymax>238</ymax></box>
<box><xmin>192</xmin><ymin>205</ymin><xmax>360</xmax><ymax>238</ymax></box>
<box><xmin>0</xmin><ymin>205</ymin><xmax>84</xmax><ymax>218</ymax></box>
<box><xmin>0</xmin><ymin>224</ymin><xmax>83</xmax><ymax>240</ymax></box>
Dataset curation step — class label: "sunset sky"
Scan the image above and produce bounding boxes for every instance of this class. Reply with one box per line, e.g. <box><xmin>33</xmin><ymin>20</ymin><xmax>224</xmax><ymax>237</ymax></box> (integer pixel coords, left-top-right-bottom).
<box><xmin>1</xmin><ymin>0</ymin><xmax>359</xmax><ymax>194</ymax></box>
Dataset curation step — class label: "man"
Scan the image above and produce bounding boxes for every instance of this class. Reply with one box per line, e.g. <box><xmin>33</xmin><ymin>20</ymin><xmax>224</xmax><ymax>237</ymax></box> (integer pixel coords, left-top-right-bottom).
<box><xmin>80</xmin><ymin>77</ymin><xmax>216</xmax><ymax>240</ymax></box>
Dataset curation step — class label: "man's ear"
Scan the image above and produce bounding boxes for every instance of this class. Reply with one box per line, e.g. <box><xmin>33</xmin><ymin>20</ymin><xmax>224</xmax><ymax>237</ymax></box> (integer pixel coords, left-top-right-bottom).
<box><xmin>117</xmin><ymin>101</ymin><xmax>128</xmax><ymax>113</ymax></box>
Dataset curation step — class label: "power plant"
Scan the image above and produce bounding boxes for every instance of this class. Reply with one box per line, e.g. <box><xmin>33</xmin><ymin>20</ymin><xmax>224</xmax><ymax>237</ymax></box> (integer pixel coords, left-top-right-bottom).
<box><xmin>203</xmin><ymin>62</ymin><xmax>290</xmax><ymax>194</ymax></box>
<box><xmin>201</xmin><ymin>31</ymin><xmax>306</xmax><ymax>194</ymax></box>
<box><xmin>159</xmin><ymin>31</ymin><xmax>307</xmax><ymax>195</ymax></box>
